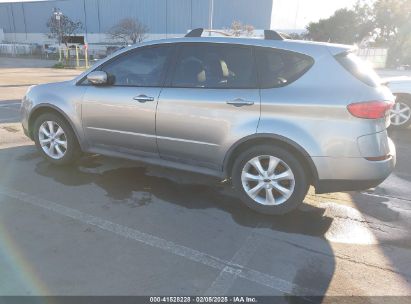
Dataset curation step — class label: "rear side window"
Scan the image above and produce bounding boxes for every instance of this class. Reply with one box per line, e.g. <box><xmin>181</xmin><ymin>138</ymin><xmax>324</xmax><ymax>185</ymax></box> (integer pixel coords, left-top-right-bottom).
<box><xmin>335</xmin><ymin>52</ymin><xmax>381</xmax><ymax>87</ymax></box>
<box><xmin>256</xmin><ymin>47</ymin><xmax>314</xmax><ymax>89</ymax></box>
<box><xmin>171</xmin><ymin>43</ymin><xmax>257</xmax><ymax>89</ymax></box>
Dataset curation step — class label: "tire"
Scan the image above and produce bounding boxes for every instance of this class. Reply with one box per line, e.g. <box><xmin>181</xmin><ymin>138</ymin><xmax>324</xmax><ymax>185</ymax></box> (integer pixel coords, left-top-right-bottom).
<box><xmin>33</xmin><ymin>112</ymin><xmax>82</xmax><ymax>165</ymax></box>
<box><xmin>390</xmin><ymin>95</ymin><xmax>411</xmax><ymax>129</ymax></box>
<box><xmin>231</xmin><ymin>145</ymin><xmax>309</xmax><ymax>215</ymax></box>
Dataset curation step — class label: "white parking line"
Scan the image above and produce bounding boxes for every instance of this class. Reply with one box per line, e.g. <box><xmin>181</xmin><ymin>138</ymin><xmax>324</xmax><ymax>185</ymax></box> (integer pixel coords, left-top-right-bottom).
<box><xmin>204</xmin><ymin>233</ymin><xmax>262</xmax><ymax>295</ymax></box>
<box><xmin>360</xmin><ymin>191</ymin><xmax>411</xmax><ymax>202</ymax></box>
<box><xmin>0</xmin><ymin>186</ymin><xmax>316</xmax><ymax>296</ymax></box>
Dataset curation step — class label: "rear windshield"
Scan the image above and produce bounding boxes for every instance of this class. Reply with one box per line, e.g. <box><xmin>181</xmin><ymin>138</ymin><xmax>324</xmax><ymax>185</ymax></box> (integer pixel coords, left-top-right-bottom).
<box><xmin>335</xmin><ymin>52</ymin><xmax>381</xmax><ymax>87</ymax></box>
<box><xmin>255</xmin><ymin>47</ymin><xmax>314</xmax><ymax>89</ymax></box>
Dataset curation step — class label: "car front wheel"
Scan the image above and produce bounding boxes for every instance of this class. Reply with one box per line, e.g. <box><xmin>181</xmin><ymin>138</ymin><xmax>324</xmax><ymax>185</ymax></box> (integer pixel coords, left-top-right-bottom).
<box><xmin>232</xmin><ymin>145</ymin><xmax>309</xmax><ymax>215</ymax></box>
<box><xmin>33</xmin><ymin>113</ymin><xmax>81</xmax><ymax>165</ymax></box>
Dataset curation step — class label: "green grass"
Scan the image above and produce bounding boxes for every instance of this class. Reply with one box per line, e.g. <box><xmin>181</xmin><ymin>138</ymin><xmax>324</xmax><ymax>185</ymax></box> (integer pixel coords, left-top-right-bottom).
<box><xmin>52</xmin><ymin>62</ymin><xmax>65</xmax><ymax>69</ymax></box>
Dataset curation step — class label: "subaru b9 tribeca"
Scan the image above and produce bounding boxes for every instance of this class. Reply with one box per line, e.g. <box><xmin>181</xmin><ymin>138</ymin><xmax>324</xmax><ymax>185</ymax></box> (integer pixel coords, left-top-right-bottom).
<box><xmin>21</xmin><ymin>31</ymin><xmax>396</xmax><ymax>214</ymax></box>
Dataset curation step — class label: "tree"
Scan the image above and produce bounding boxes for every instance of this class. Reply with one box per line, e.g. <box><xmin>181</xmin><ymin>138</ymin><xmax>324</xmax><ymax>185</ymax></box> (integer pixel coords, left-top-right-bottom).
<box><xmin>371</xmin><ymin>0</ymin><xmax>411</xmax><ymax>65</ymax></box>
<box><xmin>228</xmin><ymin>20</ymin><xmax>255</xmax><ymax>37</ymax></box>
<box><xmin>372</xmin><ymin>0</ymin><xmax>411</xmax><ymax>45</ymax></box>
<box><xmin>107</xmin><ymin>18</ymin><xmax>148</xmax><ymax>45</ymax></box>
<box><xmin>288</xmin><ymin>32</ymin><xmax>305</xmax><ymax>40</ymax></box>
<box><xmin>305</xmin><ymin>0</ymin><xmax>411</xmax><ymax>66</ymax></box>
<box><xmin>305</xmin><ymin>8</ymin><xmax>372</xmax><ymax>44</ymax></box>
<box><xmin>46</xmin><ymin>9</ymin><xmax>82</xmax><ymax>47</ymax></box>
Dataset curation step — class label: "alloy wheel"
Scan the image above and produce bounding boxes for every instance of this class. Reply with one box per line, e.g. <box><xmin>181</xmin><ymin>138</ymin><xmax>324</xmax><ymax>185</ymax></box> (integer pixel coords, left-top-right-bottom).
<box><xmin>241</xmin><ymin>155</ymin><xmax>295</xmax><ymax>206</ymax></box>
<box><xmin>38</xmin><ymin>121</ymin><xmax>68</xmax><ymax>160</ymax></box>
<box><xmin>390</xmin><ymin>102</ymin><xmax>411</xmax><ymax>126</ymax></box>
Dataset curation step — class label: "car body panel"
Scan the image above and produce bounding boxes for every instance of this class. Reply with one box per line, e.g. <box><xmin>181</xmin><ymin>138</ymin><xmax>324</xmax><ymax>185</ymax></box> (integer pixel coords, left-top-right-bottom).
<box><xmin>23</xmin><ymin>81</ymin><xmax>87</xmax><ymax>149</ymax></box>
<box><xmin>21</xmin><ymin>36</ymin><xmax>396</xmax><ymax>193</ymax></box>
<box><xmin>156</xmin><ymin>88</ymin><xmax>260</xmax><ymax>170</ymax></box>
<box><xmin>357</xmin><ymin>130</ymin><xmax>391</xmax><ymax>158</ymax></box>
<box><xmin>81</xmin><ymin>86</ymin><xmax>161</xmax><ymax>157</ymax></box>
<box><xmin>257</xmin><ymin>53</ymin><xmax>393</xmax><ymax>158</ymax></box>
<box><xmin>313</xmin><ymin>137</ymin><xmax>395</xmax><ymax>181</ymax></box>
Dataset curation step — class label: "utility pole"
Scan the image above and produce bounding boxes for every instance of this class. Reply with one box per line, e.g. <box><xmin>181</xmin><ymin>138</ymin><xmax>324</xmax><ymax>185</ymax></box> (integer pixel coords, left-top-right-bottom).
<box><xmin>208</xmin><ymin>0</ymin><xmax>214</xmax><ymax>36</ymax></box>
<box><xmin>9</xmin><ymin>3</ymin><xmax>17</xmax><ymax>56</ymax></box>
<box><xmin>294</xmin><ymin>0</ymin><xmax>301</xmax><ymax>30</ymax></box>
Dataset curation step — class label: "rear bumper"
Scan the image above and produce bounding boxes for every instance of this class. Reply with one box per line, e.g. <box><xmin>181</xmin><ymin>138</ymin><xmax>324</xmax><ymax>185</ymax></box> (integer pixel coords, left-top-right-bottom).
<box><xmin>313</xmin><ymin>137</ymin><xmax>396</xmax><ymax>194</ymax></box>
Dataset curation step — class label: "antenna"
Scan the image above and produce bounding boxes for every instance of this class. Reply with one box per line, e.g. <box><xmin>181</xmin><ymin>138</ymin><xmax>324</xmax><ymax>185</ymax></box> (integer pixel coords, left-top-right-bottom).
<box><xmin>185</xmin><ymin>28</ymin><xmax>204</xmax><ymax>37</ymax></box>
<box><xmin>264</xmin><ymin>30</ymin><xmax>285</xmax><ymax>41</ymax></box>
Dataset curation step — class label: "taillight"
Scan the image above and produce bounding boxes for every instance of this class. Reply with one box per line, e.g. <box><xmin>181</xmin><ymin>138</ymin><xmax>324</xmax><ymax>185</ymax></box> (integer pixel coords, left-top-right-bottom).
<box><xmin>347</xmin><ymin>100</ymin><xmax>394</xmax><ymax>119</ymax></box>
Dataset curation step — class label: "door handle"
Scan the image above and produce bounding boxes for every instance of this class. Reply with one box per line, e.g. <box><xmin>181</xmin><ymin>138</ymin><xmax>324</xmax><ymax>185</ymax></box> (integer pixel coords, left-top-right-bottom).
<box><xmin>133</xmin><ymin>94</ymin><xmax>155</xmax><ymax>103</ymax></box>
<box><xmin>226</xmin><ymin>98</ymin><xmax>255</xmax><ymax>107</ymax></box>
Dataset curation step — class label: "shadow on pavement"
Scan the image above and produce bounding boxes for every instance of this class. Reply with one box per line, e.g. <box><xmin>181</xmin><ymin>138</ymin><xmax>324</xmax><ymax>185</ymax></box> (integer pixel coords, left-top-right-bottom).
<box><xmin>348</xmin><ymin>127</ymin><xmax>411</xmax><ymax>285</ymax></box>
<box><xmin>33</xmin><ymin>155</ymin><xmax>334</xmax><ymax>238</ymax></box>
<box><xmin>2</xmin><ymin>146</ymin><xmax>337</xmax><ymax>298</ymax></box>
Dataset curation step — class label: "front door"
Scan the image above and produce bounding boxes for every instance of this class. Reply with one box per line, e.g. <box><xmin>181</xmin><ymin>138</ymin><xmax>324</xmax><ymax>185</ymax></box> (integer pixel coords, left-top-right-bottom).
<box><xmin>81</xmin><ymin>45</ymin><xmax>174</xmax><ymax>157</ymax></box>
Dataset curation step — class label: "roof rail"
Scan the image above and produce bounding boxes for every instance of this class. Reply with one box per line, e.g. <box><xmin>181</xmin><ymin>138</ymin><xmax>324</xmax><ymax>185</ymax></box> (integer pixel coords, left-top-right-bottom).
<box><xmin>185</xmin><ymin>28</ymin><xmax>203</xmax><ymax>37</ymax></box>
<box><xmin>185</xmin><ymin>28</ymin><xmax>286</xmax><ymax>40</ymax></box>
<box><xmin>264</xmin><ymin>30</ymin><xmax>284</xmax><ymax>41</ymax></box>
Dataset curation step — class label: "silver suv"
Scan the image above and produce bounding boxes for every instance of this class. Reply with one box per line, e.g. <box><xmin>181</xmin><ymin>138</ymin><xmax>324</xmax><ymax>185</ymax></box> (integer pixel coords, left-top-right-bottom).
<box><xmin>21</xmin><ymin>30</ymin><xmax>396</xmax><ymax>214</ymax></box>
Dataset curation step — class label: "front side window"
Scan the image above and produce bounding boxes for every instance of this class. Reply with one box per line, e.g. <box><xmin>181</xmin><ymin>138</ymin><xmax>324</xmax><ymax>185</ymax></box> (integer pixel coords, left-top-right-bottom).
<box><xmin>171</xmin><ymin>43</ymin><xmax>257</xmax><ymax>89</ymax></box>
<box><xmin>256</xmin><ymin>47</ymin><xmax>314</xmax><ymax>89</ymax></box>
<box><xmin>101</xmin><ymin>45</ymin><xmax>173</xmax><ymax>87</ymax></box>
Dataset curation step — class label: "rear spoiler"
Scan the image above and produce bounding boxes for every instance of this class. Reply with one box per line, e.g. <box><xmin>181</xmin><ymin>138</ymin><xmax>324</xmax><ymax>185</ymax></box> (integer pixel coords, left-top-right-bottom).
<box><xmin>327</xmin><ymin>44</ymin><xmax>357</xmax><ymax>56</ymax></box>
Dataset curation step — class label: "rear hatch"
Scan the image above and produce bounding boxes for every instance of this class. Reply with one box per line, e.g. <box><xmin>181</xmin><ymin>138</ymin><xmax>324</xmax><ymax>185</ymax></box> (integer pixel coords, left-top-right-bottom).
<box><xmin>334</xmin><ymin>50</ymin><xmax>394</xmax><ymax>129</ymax></box>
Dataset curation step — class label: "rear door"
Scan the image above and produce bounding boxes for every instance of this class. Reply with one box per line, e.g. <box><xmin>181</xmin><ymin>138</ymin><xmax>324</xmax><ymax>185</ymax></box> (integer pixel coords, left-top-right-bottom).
<box><xmin>156</xmin><ymin>42</ymin><xmax>261</xmax><ymax>170</ymax></box>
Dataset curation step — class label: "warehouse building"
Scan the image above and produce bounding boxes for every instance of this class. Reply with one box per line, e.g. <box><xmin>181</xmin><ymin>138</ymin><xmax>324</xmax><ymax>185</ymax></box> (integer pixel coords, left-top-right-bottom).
<box><xmin>0</xmin><ymin>0</ymin><xmax>274</xmax><ymax>46</ymax></box>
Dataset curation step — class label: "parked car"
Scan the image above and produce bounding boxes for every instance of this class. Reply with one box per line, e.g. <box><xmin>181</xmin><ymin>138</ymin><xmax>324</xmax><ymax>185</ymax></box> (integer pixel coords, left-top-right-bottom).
<box><xmin>384</xmin><ymin>76</ymin><xmax>411</xmax><ymax>129</ymax></box>
<box><xmin>21</xmin><ymin>29</ymin><xmax>396</xmax><ymax>215</ymax></box>
<box><xmin>43</xmin><ymin>46</ymin><xmax>58</xmax><ymax>59</ymax></box>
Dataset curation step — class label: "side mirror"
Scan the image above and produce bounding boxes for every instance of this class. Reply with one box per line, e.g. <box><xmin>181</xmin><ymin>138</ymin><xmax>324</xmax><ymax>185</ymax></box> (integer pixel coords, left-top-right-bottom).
<box><xmin>87</xmin><ymin>71</ymin><xmax>109</xmax><ymax>86</ymax></box>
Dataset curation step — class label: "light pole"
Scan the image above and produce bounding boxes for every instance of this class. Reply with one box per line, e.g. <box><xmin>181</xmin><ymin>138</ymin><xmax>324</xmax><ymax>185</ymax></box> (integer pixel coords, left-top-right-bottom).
<box><xmin>53</xmin><ymin>10</ymin><xmax>63</xmax><ymax>46</ymax></box>
<box><xmin>53</xmin><ymin>9</ymin><xmax>63</xmax><ymax>62</ymax></box>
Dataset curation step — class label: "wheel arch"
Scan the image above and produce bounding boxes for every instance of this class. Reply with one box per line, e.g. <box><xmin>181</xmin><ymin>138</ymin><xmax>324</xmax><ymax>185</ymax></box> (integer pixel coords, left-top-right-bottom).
<box><xmin>223</xmin><ymin>134</ymin><xmax>319</xmax><ymax>186</ymax></box>
<box><xmin>28</xmin><ymin>104</ymin><xmax>85</xmax><ymax>150</ymax></box>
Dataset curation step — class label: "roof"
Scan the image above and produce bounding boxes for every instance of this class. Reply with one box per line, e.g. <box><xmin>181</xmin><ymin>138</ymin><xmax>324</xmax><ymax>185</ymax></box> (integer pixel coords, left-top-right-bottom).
<box><xmin>136</xmin><ymin>36</ymin><xmax>355</xmax><ymax>57</ymax></box>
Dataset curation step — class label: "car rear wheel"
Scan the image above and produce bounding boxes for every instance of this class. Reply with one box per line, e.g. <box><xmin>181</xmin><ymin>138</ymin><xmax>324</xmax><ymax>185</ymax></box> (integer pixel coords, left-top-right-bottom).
<box><xmin>232</xmin><ymin>145</ymin><xmax>309</xmax><ymax>215</ymax></box>
<box><xmin>33</xmin><ymin>113</ymin><xmax>81</xmax><ymax>165</ymax></box>
<box><xmin>390</xmin><ymin>95</ymin><xmax>411</xmax><ymax>129</ymax></box>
